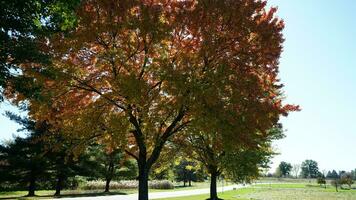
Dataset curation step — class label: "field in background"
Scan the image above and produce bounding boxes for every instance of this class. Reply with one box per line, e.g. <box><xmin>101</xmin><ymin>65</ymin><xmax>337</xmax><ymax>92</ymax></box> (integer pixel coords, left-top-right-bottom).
<box><xmin>157</xmin><ymin>183</ymin><xmax>356</xmax><ymax>200</ymax></box>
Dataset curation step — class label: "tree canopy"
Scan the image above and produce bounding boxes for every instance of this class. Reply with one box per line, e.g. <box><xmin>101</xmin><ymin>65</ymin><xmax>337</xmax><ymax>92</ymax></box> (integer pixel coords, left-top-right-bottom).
<box><xmin>301</xmin><ymin>159</ymin><xmax>319</xmax><ymax>178</ymax></box>
<box><xmin>278</xmin><ymin>161</ymin><xmax>292</xmax><ymax>177</ymax></box>
<box><xmin>3</xmin><ymin>1</ymin><xmax>298</xmax><ymax>200</ymax></box>
<box><xmin>0</xmin><ymin>0</ymin><xmax>79</xmax><ymax>101</ymax></box>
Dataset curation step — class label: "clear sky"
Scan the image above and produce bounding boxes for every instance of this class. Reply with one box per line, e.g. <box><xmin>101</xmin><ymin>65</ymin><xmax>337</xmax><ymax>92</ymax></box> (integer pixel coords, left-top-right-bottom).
<box><xmin>0</xmin><ymin>0</ymin><xmax>355</xmax><ymax>173</ymax></box>
<box><xmin>267</xmin><ymin>0</ymin><xmax>356</xmax><ymax>172</ymax></box>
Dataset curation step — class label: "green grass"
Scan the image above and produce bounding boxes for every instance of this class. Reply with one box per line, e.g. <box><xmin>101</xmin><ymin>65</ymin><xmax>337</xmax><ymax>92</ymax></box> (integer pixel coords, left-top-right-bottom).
<box><xmin>171</xmin><ymin>181</ymin><xmax>233</xmax><ymax>191</ymax></box>
<box><xmin>0</xmin><ymin>189</ymin><xmax>135</xmax><ymax>199</ymax></box>
<box><xmin>2</xmin><ymin>181</ymin><xmax>355</xmax><ymax>200</ymax></box>
<box><xmin>157</xmin><ymin>183</ymin><xmax>356</xmax><ymax>200</ymax></box>
<box><xmin>0</xmin><ymin>181</ymin><xmax>231</xmax><ymax>199</ymax></box>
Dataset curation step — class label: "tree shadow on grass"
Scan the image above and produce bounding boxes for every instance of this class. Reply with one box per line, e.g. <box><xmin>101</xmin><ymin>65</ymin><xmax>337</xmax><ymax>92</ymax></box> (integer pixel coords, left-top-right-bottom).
<box><xmin>173</xmin><ymin>185</ymin><xmax>194</xmax><ymax>189</ymax></box>
<box><xmin>0</xmin><ymin>191</ymin><xmax>129</xmax><ymax>200</ymax></box>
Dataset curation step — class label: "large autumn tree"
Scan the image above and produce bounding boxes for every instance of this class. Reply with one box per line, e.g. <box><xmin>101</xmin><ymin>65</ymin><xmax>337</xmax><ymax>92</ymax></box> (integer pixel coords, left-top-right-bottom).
<box><xmin>6</xmin><ymin>0</ymin><xmax>298</xmax><ymax>199</ymax></box>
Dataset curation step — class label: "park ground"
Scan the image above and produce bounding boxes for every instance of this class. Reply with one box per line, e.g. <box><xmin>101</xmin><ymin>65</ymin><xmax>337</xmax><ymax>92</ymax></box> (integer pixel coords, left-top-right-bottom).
<box><xmin>1</xmin><ymin>178</ymin><xmax>356</xmax><ymax>200</ymax></box>
<box><xmin>157</xmin><ymin>183</ymin><xmax>356</xmax><ymax>200</ymax></box>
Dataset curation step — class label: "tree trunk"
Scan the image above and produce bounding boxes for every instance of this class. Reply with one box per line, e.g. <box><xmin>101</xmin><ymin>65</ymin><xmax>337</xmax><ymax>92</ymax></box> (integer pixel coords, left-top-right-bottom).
<box><xmin>27</xmin><ymin>175</ymin><xmax>36</xmax><ymax>197</ymax></box>
<box><xmin>105</xmin><ymin>158</ymin><xmax>114</xmax><ymax>193</ymax></box>
<box><xmin>183</xmin><ymin>180</ymin><xmax>186</xmax><ymax>187</ymax></box>
<box><xmin>105</xmin><ymin>178</ymin><xmax>112</xmax><ymax>193</ymax></box>
<box><xmin>54</xmin><ymin>173</ymin><xmax>64</xmax><ymax>196</ymax></box>
<box><xmin>189</xmin><ymin>179</ymin><xmax>191</xmax><ymax>187</ymax></box>
<box><xmin>138</xmin><ymin>163</ymin><xmax>149</xmax><ymax>200</ymax></box>
<box><xmin>209</xmin><ymin>169</ymin><xmax>219</xmax><ymax>200</ymax></box>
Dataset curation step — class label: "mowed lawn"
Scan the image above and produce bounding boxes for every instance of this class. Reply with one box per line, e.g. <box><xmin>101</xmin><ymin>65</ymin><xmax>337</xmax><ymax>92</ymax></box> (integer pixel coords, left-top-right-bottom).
<box><xmin>0</xmin><ymin>181</ymin><xmax>232</xmax><ymax>199</ymax></box>
<box><xmin>157</xmin><ymin>184</ymin><xmax>356</xmax><ymax>200</ymax></box>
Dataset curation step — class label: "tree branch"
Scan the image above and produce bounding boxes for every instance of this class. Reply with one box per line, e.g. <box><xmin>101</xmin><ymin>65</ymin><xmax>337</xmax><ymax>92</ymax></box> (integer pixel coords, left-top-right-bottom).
<box><xmin>125</xmin><ymin>149</ymin><xmax>139</xmax><ymax>161</ymax></box>
<box><xmin>147</xmin><ymin>107</ymin><xmax>186</xmax><ymax>168</ymax></box>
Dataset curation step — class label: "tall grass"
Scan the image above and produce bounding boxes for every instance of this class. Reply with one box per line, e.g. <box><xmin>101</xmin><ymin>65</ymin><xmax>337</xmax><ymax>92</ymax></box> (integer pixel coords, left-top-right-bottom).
<box><xmin>82</xmin><ymin>180</ymin><xmax>174</xmax><ymax>190</ymax></box>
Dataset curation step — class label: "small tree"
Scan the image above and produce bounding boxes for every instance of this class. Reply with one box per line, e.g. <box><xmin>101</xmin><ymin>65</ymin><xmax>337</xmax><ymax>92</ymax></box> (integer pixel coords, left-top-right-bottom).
<box><xmin>86</xmin><ymin>144</ymin><xmax>123</xmax><ymax>193</ymax></box>
<box><xmin>331</xmin><ymin>179</ymin><xmax>340</xmax><ymax>192</ymax></box>
<box><xmin>340</xmin><ymin>173</ymin><xmax>354</xmax><ymax>189</ymax></box>
<box><xmin>292</xmin><ymin>164</ymin><xmax>301</xmax><ymax>178</ymax></box>
<box><xmin>174</xmin><ymin>158</ymin><xmax>199</xmax><ymax>187</ymax></box>
<box><xmin>316</xmin><ymin>175</ymin><xmax>326</xmax><ymax>188</ymax></box>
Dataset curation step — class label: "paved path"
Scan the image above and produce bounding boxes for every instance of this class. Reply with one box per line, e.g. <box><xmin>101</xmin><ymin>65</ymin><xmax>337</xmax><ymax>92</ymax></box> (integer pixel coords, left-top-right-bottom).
<box><xmin>58</xmin><ymin>184</ymin><xmax>249</xmax><ymax>200</ymax></box>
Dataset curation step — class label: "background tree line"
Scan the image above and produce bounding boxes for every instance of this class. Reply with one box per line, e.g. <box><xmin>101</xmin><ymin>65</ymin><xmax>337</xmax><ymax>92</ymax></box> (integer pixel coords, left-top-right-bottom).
<box><xmin>268</xmin><ymin>160</ymin><xmax>355</xmax><ymax>192</ymax></box>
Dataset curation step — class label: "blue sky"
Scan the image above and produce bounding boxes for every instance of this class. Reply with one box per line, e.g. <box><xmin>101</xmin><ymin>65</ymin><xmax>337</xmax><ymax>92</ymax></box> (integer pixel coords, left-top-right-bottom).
<box><xmin>268</xmin><ymin>0</ymin><xmax>356</xmax><ymax>172</ymax></box>
<box><xmin>1</xmin><ymin>0</ymin><xmax>355</xmax><ymax>173</ymax></box>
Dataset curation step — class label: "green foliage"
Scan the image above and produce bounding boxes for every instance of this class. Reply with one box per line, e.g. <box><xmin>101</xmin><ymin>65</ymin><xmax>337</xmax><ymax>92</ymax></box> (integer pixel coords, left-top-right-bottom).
<box><xmin>0</xmin><ymin>0</ymin><xmax>79</xmax><ymax>101</ymax></box>
<box><xmin>339</xmin><ymin>173</ymin><xmax>354</xmax><ymax>189</ymax></box>
<box><xmin>316</xmin><ymin>175</ymin><xmax>326</xmax><ymax>186</ymax></box>
<box><xmin>0</xmin><ymin>134</ymin><xmax>50</xmax><ymax>196</ymax></box>
<box><xmin>118</xmin><ymin>159</ymin><xmax>138</xmax><ymax>180</ymax></box>
<box><xmin>85</xmin><ymin>144</ymin><xmax>123</xmax><ymax>181</ymax></box>
<box><xmin>223</xmin><ymin>148</ymin><xmax>273</xmax><ymax>183</ymax></box>
<box><xmin>301</xmin><ymin>160</ymin><xmax>319</xmax><ymax>178</ymax></box>
<box><xmin>327</xmin><ymin>170</ymin><xmax>339</xmax><ymax>179</ymax></box>
<box><xmin>174</xmin><ymin>158</ymin><xmax>200</xmax><ymax>186</ymax></box>
<box><xmin>278</xmin><ymin>161</ymin><xmax>292</xmax><ymax>177</ymax></box>
<box><xmin>1</xmin><ymin>112</ymin><xmax>103</xmax><ymax>195</ymax></box>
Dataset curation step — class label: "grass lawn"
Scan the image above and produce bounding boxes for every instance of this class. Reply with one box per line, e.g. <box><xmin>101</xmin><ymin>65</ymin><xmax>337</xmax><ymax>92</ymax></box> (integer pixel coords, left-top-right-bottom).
<box><xmin>0</xmin><ymin>189</ymin><xmax>135</xmax><ymax>199</ymax></box>
<box><xmin>0</xmin><ymin>181</ymin><xmax>231</xmax><ymax>199</ymax></box>
<box><xmin>157</xmin><ymin>184</ymin><xmax>356</xmax><ymax>200</ymax></box>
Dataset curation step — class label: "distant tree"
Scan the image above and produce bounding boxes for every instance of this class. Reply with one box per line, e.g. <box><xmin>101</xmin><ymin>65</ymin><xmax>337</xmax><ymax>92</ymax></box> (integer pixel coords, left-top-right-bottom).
<box><xmin>351</xmin><ymin>169</ymin><xmax>356</xmax><ymax>180</ymax></box>
<box><xmin>339</xmin><ymin>170</ymin><xmax>346</xmax><ymax>177</ymax></box>
<box><xmin>316</xmin><ymin>175</ymin><xmax>326</xmax><ymax>188</ymax></box>
<box><xmin>150</xmin><ymin>162</ymin><xmax>173</xmax><ymax>181</ymax></box>
<box><xmin>301</xmin><ymin>160</ymin><xmax>319</xmax><ymax>178</ymax></box>
<box><xmin>278</xmin><ymin>162</ymin><xmax>292</xmax><ymax>177</ymax></box>
<box><xmin>174</xmin><ymin>158</ymin><xmax>199</xmax><ymax>187</ymax></box>
<box><xmin>331</xmin><ymin>179</ymin><xmax>340</xmax><ymax>192</ymax></box>
<box><xmin>327</xmin><ymin>170</ymin><xmax>339</xmax><ymax>179</ymax></box>
<box><xmin>340</xmin><ymin>173</ymin><xmax>354</xmax><ymax>189</ymax></box>
<box><xmin>292</xmin><ymin>164</ymin><xmax>301</xmax><ymax>178</ymax></box>
<box><xmin>326</xmin><ymin>171</ymin><xmax>332</xmax><ymax>178</ymax></box>
<box><xmin>86</xmin><ymin>144</ymin><xmax>123</xmax><ymax>193</ymax></box>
